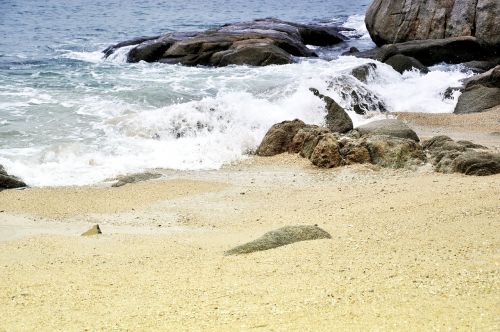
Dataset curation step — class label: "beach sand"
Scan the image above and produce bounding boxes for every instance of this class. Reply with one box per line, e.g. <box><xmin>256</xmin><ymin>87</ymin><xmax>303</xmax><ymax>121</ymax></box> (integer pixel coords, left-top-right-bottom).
<box><xmin>0</xmin><ymin>112</ymin><xmax>499</xmax><ymax>331</ymax></box>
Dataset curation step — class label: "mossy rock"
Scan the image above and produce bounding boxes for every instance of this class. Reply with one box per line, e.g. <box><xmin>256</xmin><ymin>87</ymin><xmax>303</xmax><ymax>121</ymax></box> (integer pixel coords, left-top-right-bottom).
<box><xmin>224</xmin><ymin>225</ymin><xmax>331</xmax><ymax>255</ymax></box>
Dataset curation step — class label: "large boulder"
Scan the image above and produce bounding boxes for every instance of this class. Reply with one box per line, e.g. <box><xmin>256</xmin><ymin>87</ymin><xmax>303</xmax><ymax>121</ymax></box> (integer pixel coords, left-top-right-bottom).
<box><xmin>256</xmin><ymin>119</ymin><xmax>308</xmax><ymax>156</ymax></box>
<box><xmin>365</xmin><ymin>0</ymin><xmax>500</xmax><ymax>50</ymax></box>
<box><xmin>355</xmin><ymin>119</ymin><xmax>420</xmax><ymax>142</ymax></box>
<box><xmin>0</xmin><ymin>165</ymin><xmax>26</xmax><ymax>190</ymax></box>
<box><xmin>454</xmin><ymin>65</ymin><xmax>500</xmax><ymax>114</ymax></box>
<box><xmin>309</xmin><ymin>88</ymin><xmax>353</xmax><ymax>133</ymax></box>
<box><xmin>104</xmin><ymin>18</ymin><xmax>349</xmax><ymax>67</ymax></box>
<box><xmin>224</xmin><ymin>225</ymin><xmax>332</xmax><ymax>255</ymax></box>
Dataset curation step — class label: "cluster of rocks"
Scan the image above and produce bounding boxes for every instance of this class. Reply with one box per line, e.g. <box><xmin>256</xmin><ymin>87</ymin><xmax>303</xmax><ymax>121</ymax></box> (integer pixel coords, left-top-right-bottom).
<box><xmin>256</xmin><ymin>117</ymin><xmax>500</xmax><ymax>176</ymax></box>
<box><xmin>104</xmin><ymin>18</ymin><xmax>350</xmax><ymax>66</ymax></box>
<box><xmin>354</xmin><ymin>0</ymin><xmax>500</xmax><ymax>114</ymax></box>
<box><xmin>0</xmin><ymin>165</ymin><xmax>26</xmax><ymax>190</ymax></box>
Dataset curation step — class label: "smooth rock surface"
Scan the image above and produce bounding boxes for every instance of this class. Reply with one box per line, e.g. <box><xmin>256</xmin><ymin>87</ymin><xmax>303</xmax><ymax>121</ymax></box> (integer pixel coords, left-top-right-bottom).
<box><xmin>384</xmin><ymin>54</ymin><xmax>428</xmax><ymax>74</ymax></box>
<box><xmin>355</xmin><ymin>119</ymin><xmax>420</xmax><ymax>142</ymax></box>
<box><xmin>224</xmin><ymin>225</ymin><xmax>332</xmax><ymax>255</ymax></box>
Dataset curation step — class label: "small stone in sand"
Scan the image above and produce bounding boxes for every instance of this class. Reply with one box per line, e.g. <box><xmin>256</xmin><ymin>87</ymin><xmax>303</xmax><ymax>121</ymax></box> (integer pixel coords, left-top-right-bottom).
<box><xmin>81</xmin><ymin>224</ymin><xmax>102</xmax><ymax>236</ymax></box>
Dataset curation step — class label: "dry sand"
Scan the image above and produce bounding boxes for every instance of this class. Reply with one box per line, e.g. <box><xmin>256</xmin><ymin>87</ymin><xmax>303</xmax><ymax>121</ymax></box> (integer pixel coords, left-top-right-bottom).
<box><xmin>0</xmin><ymin>112</ymin><xmax>499</xmax><ymax>331</ymax></box>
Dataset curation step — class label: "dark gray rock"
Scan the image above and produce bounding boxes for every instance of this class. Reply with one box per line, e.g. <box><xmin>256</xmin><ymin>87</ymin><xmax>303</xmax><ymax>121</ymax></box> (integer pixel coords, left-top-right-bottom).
<box><xmin>356</xmin><ymin>37</ymin><xmax>489</xmax><ymax>67</ymax></box>
<box><xmin>384</xmin><ymin>54</ymin><xmax>429</xmax><ymax>74</ymax></box>
<box><xmin>224</xmin><ymin>225</ymin><xmax>332</xmax><ymax>255</ymax></box>
<box><xmin>0</xmin><ymin>165</ymin><xmax>27</xmax><ymax>190</ymax></box>
<box><xmin>454</xmin><ymin>85</ymin><xmax>500</xmax><ymax>114</ymax></box>
<box><xmin>351</xmin><ymin>63</ymin><xmax>377</xmax><ymax>83</ymax></box>
<box><xmin>454</xmin><ymin>65</ymin><xmax>500</xmax><ymax>114</ymax></box>
<box><xmin>256</xmin><ymin>119</ymin><xmax>308</xmax><ymax>156</ymax></box>
<box><xmin>355</xmin><ymin>119</ymin><xmax>420</xmax><ymax>142</ymax></box>
<box><xmin>105</xmin><ymin>18</ymin><xmax>349</xmax><ymax>67</ymax></box>
<box><xmin>309</xmin><ymin>88</ymin><xmax>352</xmax><ymax>133</ymax></box>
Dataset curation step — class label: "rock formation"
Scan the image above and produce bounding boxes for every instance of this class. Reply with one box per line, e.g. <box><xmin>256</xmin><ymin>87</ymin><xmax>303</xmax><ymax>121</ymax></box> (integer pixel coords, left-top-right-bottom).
<box><xmin>104</xmin><ymin>18</ymin><xmax>350</xmax><ymax>66</ymax></box>
<box><xmin>365</xmin><ymin>0</ymin><xmax>500</xmax><ymax>50</ymax></box>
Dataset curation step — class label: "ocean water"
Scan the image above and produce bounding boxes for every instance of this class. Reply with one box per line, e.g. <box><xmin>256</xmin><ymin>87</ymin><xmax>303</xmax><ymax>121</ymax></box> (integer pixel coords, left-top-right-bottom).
<box><xmin>0</xmin><ymin>0</ymin><xmax>472</xmax><ymax>186</ymax></box>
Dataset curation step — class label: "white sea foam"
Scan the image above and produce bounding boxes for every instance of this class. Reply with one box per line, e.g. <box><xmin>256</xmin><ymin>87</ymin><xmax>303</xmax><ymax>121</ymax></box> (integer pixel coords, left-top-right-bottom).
<box><xmin>0</xmin><ymin>16</ymin><xmax>474</xmax><ymax>186</ymax></box>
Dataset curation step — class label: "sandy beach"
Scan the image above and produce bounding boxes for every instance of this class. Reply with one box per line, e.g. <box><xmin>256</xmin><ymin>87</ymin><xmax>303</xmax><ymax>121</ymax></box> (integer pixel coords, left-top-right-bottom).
<box><xmin>1</xmin><ymin>112</ymin><xmax>499</xmax><ymax>331</ymax></box>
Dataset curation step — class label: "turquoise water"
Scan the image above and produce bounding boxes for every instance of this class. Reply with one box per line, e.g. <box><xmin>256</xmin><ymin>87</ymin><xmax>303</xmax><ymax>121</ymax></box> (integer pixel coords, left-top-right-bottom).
<box><xmin>0</xmin><ymin>0</ymin><xmax>469</xmax><ymax>186</ymax></box>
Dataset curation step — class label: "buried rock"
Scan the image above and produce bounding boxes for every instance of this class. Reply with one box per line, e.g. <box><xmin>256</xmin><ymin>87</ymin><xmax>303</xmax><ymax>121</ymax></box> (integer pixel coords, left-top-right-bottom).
<box><xmin>309</xmin><ymin>133</ymin><xmax>342</xmax><ymax>168</ymax></box>
<box><xmin>224</xmin><ymin>225</ymin><xmax>331</xmax><ymax>255</ymax></box>
<box><xmin>452</xmin><ymin>151</ymin><xmax>500</xmax><ymax>176</ymax></box>
<box><xmin>81</xmin><ymin>224</ymin><xmax>102</xmax><ymax>236</ymax></box>
<box><xmin>112</xmin><ymin>172</ymin><xmax>162</xmax><ymax>187</ymax></box>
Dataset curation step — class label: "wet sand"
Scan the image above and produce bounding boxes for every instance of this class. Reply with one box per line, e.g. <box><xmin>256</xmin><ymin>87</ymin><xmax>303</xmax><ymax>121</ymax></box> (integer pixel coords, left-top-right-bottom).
<box><xmin>0</xmin><ymin>112</ymin><xmax>499</xmax><ymax>331</ymax></box>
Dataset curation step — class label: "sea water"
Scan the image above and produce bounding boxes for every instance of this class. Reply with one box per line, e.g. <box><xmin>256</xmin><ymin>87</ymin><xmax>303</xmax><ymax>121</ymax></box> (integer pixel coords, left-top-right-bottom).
<box><xmin>0</xmin><ymin>0</ymin><xmax>472</xmax><ymax>186</ymax></box>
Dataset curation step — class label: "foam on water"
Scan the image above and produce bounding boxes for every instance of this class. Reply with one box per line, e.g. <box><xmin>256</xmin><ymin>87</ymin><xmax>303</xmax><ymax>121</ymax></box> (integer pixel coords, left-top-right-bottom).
<box><xmin>0</xmin><ymin>13</ymin><xmax>473</xmax><ymax>187</ymax></box>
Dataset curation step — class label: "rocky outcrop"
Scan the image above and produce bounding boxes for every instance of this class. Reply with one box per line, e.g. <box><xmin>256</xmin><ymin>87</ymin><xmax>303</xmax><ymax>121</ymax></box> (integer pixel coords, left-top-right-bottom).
<box><xmin>355</xmin><ymin>37</ymin><xmax>490</xmax><ymax>67</ymax></box>
<box><xmin>224</xmin><ymin>225</ymin><xmax>331</xmax><ymax>255</ymax></box>
<box><xmin>257</xmin><ymin>120</ymin><xmax>497</xmax><ymax>176</ymax></box>
<box><xmin>354</xmin><ymin>119</ymin><xmax>420</xmax><ymax>142</ymax></box>
<box><xmin>365</xmin><ymin>0</ymin><xmax>500</xmax><ymax>51</ymax></box>
<box><xmin>309</xmin><ymin>88</ymin><xmax>353</xmax><ymax>133</ymax></box>
<box><xmin>454</xmin><ymin>65</ymin><xmax>500</xmax><ymax>114</ymax></box>
<box><xmin>256</xmin><ymin>119</ymin><xmax>308</xmax><ymax>156</ymax></box>
<box><xmin>0</xmin><ymin>165</ymin><xmax>26</xmax><ymax>190</ymax></box>
<box><xmin>104</xmin><ymin>18</ymin><xmax>350</xmax><ymax>67</ymax></box>
<box><xmin>422</xmin><ymin>135</ymin><xmax>499</xmax><ymax>175</ymax></box>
